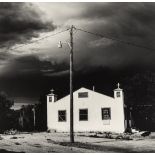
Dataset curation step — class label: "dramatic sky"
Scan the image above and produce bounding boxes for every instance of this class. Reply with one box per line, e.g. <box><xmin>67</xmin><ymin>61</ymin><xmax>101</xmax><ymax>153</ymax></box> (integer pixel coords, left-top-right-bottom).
<box><xmin>1</xmin><ymin>2</ymin><xmax>155</xmax><ymax>104</ymax></box>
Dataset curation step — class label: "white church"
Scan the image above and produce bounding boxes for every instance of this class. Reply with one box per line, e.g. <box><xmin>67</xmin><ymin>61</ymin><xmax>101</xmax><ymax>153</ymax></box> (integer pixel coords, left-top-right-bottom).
<box><xmin>47</xmin><ymin>84</ymin><xmax>127</xmax><ymax>133</ymax></box>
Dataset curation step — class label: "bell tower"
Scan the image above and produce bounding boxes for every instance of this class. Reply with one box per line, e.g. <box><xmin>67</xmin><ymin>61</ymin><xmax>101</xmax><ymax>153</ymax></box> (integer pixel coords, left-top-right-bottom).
<box><xmin>47</xmin><ymin>89</ymin><xmax>57</xmax><ymax>103</ymax></box>
<box><xmin>114</xmin><ymin>83</ymin><xmax>124</xmax><ymax>99</ymax></box>
<box><xmin>47</xmin><ymin>89</ymin><xmax>57</xmax><ymax>130</ymax></box>
<box><xmin>114</xmin><ymin>83</ymin><xmax>126</xmax><ymax>132</ymax></box>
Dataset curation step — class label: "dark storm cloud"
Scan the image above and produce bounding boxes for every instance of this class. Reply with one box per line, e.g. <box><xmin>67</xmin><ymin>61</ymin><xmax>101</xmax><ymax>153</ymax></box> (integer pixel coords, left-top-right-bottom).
<box><xmin>0</xmin><ymin>54</ymin><xmax>69</xmax><ymax>77</ymax></box>
<box><xmin>0</xmin><ymin>54</ymin><xmax>70</xmax><ymax>100</ymax></box>
<box><xmin>3</xmin><ymin>2</ymin><xmax>155</xmax><ymax>74</ymax></box>
<box><xmin>0</xmin><ymin>3</ymin><xmax>56</xmax><ymax>48</ymax></box>
<box><xmin>0</xmin><ymin>52</ymin><xmax>12</xmax><ymax>61</ymax></box>
<box><xmin>71</xmin><ymin>2</ymin><xmax>155</xmax><ymax>71</ymax></box>
<box><xmin>3</xmin><ymin>2</ymin><xmax>155</xmax><ymax>75</ymax></box>
<box><xmin>84</xmin><ymin>2</ymin><xmax>155</xmax><ymax>47</ymax></box>
<box><xmin>1</xmin><ymin>2</ymin><xmax>155</xmax><ymax>102</ymax></box>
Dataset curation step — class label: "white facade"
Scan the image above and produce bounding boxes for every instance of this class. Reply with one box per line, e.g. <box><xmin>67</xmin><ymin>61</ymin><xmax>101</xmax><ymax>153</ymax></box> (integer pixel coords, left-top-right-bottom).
<box><xmin>47</xmin><ymin>84</ymin><xmax>126</xmax><ymax>133</ymax></box>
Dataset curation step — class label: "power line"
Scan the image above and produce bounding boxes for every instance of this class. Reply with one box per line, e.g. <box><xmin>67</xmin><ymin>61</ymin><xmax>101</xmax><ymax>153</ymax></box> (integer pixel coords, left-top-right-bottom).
<box><xmin>7</xmin><ymin>26</ymin><xmax>155</xmax><ymax>53</ymax></box>
<box><xmin>10</xmin><ymin>28</ymin><xmax>69</xmax><ymax>51</ymax></box>
<box><xmin>76</xmin><ymin>28</ymin><xmax>155</xmax><ymax>52</ymax></box>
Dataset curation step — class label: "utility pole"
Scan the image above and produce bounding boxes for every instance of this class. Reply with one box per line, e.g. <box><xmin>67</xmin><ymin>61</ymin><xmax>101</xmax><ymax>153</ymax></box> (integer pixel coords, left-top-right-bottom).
<box><xmin>70</xmin><ymin>25</ymin><xmax>74</xmax><ymax>143</ymax></box>
<box><xmin>58</xmin><ymin>25</ymin><xmax>75</xmax><ymax>143</ymax></box>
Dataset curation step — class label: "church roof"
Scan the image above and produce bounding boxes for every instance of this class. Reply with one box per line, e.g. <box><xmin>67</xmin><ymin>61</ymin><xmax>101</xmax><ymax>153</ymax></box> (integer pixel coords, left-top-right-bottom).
<box><xmin>55</xmin><ymin>87</ymin><xmax>115</xmax><ymax>103</ymax></box>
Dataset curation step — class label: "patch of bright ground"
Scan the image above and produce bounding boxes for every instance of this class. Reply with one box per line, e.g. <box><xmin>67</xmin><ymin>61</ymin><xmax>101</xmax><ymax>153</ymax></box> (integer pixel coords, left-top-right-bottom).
<box><xmin>0</xmin><ymin>132</ymin><xmax>155</xmax><ymax>153</ymax></box>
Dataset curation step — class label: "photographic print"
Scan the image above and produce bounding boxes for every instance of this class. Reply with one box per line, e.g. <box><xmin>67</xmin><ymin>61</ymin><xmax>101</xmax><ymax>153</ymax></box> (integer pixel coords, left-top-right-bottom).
<box><xmin>0</xmin><ymin>1</ymin><xmax>154</xmax><ymax>153</ymax></box>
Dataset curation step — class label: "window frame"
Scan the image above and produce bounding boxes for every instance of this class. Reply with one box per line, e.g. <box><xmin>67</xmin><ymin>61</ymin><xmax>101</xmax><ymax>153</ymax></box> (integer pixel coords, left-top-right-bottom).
<box><xmin>58</xmin><ymin>110</ymin><xmax>66</xmax><ymax>122</ymax></box>
<box><xmin>78</xmin><ymin>92</ymin><xmax>88</xmax><ymax>98</ymax></box>
<box><xmin>49</xmin><ymin>96</ymin><xmax>52</xmax><ymax>102</ymax></box>
<box><xmin>116</xmin><ymin>91</ymin><xmax>121</xmax><ymax>97</ymax></box>
<box><xmin>101</xmin><ymin>108</ymin><xmax>111</xmax><ymax>120</ymax></box>
<box><xmin>79</xmin><ymin>109</ymin><xmax>88</xmax><ymax>121</ymax></box>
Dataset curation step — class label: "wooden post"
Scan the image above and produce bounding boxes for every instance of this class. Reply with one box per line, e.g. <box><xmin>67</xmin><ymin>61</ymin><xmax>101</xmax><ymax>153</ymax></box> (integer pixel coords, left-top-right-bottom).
<box><xmin>70</xmin><ymin>25</ymin><xmax>74</xmax><ymax>143</ymax></box>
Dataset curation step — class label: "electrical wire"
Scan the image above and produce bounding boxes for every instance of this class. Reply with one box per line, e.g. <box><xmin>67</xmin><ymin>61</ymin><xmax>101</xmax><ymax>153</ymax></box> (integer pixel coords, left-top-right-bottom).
<box><xmin>76</xmin><ymin>28</ymin><xmax>155</xmax><ymax>52</ymax></box>
<box><xmin>10</xmin><ymin>28</ymin><xmax>70</xmax><ymax>51</ymax></box>
<box><xmin>7</xmin><ymin>26</ymin><xmax>155</xmax><ymax>52</ymax></box>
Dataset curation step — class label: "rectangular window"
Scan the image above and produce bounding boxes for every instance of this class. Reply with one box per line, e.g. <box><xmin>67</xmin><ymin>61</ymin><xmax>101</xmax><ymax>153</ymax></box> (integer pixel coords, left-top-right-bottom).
<box><xmin>102</xmin><ymin>108</ymin><xmax>111</xmax><ymax>120</ymax></box>
<box><xmin>49</xmin><ymin>97</ymin><xmax>52</xmax><ymax>102</ymax></box>
<box><xmin>58</xmin><ymin>110</ymin><xmax>66</xmax><ymax>122</ymax></box>
<box><xmin>78</xmin><ymin>92</ymin><xmax>88</xmax><ymax>98</ymax></box>
<box><xmin>79</xmin><ymin>109</ymin><xmax>88</xmax><ymax>121</ymax></box>
<box><xmin>116</xmin><ymin>92</ymin><xmax>120</xmax><ymax>97</ymax></box>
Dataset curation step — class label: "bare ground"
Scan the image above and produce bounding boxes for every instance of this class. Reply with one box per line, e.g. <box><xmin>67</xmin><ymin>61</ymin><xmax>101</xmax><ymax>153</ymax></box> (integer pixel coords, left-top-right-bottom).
<box><xmin>0</xmin><ymin>132</ymin><xmax>155</xmax><ymax>153</ymax></box>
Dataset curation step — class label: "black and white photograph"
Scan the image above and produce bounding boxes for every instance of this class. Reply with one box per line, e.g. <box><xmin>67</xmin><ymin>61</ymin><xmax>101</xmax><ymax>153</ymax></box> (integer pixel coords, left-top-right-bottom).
<box><xmin>0</xmin><ymin>1</ymin><xmax>154</xmax><ymax>153</ymax></box>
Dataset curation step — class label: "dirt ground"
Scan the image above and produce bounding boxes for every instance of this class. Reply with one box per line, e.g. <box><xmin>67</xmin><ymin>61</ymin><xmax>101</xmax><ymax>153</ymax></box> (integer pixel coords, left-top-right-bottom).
<box><xmin>0</xmin><ymin>132</ymin><xmax>155</xmax><ymax>153</ymax></box>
